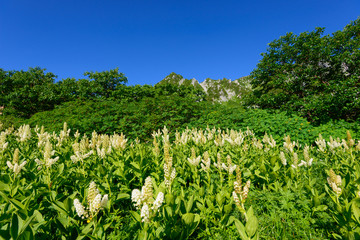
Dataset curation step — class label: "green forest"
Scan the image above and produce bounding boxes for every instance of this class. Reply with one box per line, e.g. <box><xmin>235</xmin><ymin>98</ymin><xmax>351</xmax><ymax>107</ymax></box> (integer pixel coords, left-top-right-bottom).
<box><xmin>0</xmin><ymin>18</ymin><xmax>359</xmax><ymax>239</ymax></box>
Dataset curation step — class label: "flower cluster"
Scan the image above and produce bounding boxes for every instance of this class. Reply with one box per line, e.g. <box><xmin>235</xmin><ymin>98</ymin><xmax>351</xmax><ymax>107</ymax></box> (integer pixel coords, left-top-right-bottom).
<box><xmin>35</xmin><ymin>126</ymin><xmax>51</xmax><ymax>148</ymax></box>
<box><xmin>279</xmin><ymin>151</ymin><xmax>287</xmax><ymax>166</ymax></box>
<box><xmin>6</xmin><ymin>148</ymin><xmax>26</xmax><ymax>176</ymax></box>
<box><xmin>0</xmin><ymin>132</ymin><xmax>9</xmax><ymax>152</ymax></box>
<box><xmin>283</xmin><ymin>135</ymin><xmax>296</xmax><ymax>153</ymax></box>
<box><xmin>163</xmin><ymin>143</ymin><xmax>176</xmax><ymax>188</ymax></box>
<box><xmin>70</xmin><ymin>141</ymin><xmax>93</xmax><ymax>163</ymax></box>
<box><xmin>15</xmin><ymin>124</ymin><xmax>32</xmax><ymax>142</ymax></box>
<box><xmin>262</xmin><ymin>133</ymin><xmax>276</xmax><ymax>148</ymax></box>
<box><xmin>232</xmin><ymin>175</ymin><xmax>251</xmax><ymax>213</ymax></box>
<box><xmin>73</xmin><ymin>181</ymin><xmax>108</xmax><ymax>220</ymax></box>
<box><xmin>187</xmin><ymin>147</ymin><xmax>201</xmax><ymax>166</ymax></box>
<box><xmin>327</xmin><ymin>169</ymin><xmax>342</xmax><ymax>195</ymax></box>
<box><xmin>35</xmin><ymin>141</ymin><xmax>59</xmax><ymax>169</ymax></box>
<box><xmin>152</xmin><ymin>136</ymin><xmax>160</xmax><ymax>157</ymax></box>
<box><xmin>315</xmin><ymin>134</ymin><xmax>327</xmax><ymax>153</ymax></box>
<box><xmin>200</xmin><ymin>151</ymin><xmax>211</xmax><ymax>172</ymax></box>
<box><xmin>111</xmin><ymin>133</ymin><xmax>128</xmax><ymax>151</ymax></box>
<box><xmin>131</xmin><ymin>176</ymin><xmax>165</xmax><ymax>223</ymax></box>
<box><xmin>215</xmin><ymin>155</ymin><xmax>236</xmax><ymax>175</ymax></box>
<box><xmin>56</xmin><ymin>122</ymin><xmax>71</xmax><ymax>147</ymax></box>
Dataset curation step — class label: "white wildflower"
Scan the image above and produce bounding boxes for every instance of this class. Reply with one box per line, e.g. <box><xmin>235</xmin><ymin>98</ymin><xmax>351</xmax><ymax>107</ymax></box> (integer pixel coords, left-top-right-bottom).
<box><xmin>101</xmin><ymin>194</ymin><xmax>108</xmax><ymax>208</ymax></box>
<box><xmin>74</xmin><ymin>199</ymin><xmax>88</xmax><ymax>218</ymax></box>
<box><xmin>89</xmin><ymin>194</ymin><xmax>102</xmax><ymax>214</ymax></box>
<box><xmin>279</xmin><ymin>152</ymin><xmax>287</xmax><ymax>166</ymax></box>
<box><xmin>131</xmin><ymin>189</ymin><xmax>142</xmax><ymax>209</ymax></box>
<box><xmin>141</xmin><ymin>203</ymin><xmax>150</xmax><ymax>222</ymax></box>
<box><xmin>152</xmin><ymin>192</ymin><xmax>164</xmax><ymax>212</ymax></box>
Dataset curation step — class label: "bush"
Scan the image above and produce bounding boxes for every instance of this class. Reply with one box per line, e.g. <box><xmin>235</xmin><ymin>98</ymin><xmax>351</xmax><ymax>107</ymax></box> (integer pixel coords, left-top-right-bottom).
<box><xmin>27</xmin><ymin>96</ymin><xmax>204</xmax><ymax>141</ymax></box>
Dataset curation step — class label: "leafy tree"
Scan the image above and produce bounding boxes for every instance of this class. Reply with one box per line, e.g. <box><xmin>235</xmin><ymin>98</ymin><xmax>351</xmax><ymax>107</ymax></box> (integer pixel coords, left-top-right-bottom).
<box><xmin>249</xmin><ymin>18</ymin><xmax>360</xmax><ymax>123</ymax></box>
<box><xmin>84</xmin><ymin>67</ymin><xmax>128</xmax><ymax>98</ymax></box>
<box><xmin>154</xmin><ymin>83</ymin><xmax>206</xmax><ymax>102</ymax></box>
<box><xmin>0</xmin><ymin>67</ymin><xmax>57</xmax><ymax>117</ymax></box>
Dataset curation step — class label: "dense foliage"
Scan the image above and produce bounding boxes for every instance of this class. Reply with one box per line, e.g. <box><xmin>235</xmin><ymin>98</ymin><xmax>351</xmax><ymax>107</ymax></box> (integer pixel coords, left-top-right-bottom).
<box><xmin>249</xmin><ymin>18</ymin><xmax>360</xmax><ymax>123</ymax></box>
<box><xmin>1</xmin><ymin>124</ymin><xmax>360</xmax><ymax>239</ymax></box>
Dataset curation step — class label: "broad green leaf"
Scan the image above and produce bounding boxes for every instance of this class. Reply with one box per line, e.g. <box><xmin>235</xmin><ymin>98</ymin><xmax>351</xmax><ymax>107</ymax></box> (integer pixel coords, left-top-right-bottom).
<box><xmin>155</xmin><ymin>226</ymin><xmax>164</xmax><ymax>238</ymax></box>
<box><xmin>130</xmin><ymin>211</ymin><xmax>141</xmax><ymax>222</ymax></box>
<box><xmin>9</xmin><ymin>198</ymin><xmax>26</xmax><ymax>211</ymax></box>
<box><xmin>10</xmin><ymin>214</ymin><xmax>18</xmax><ymax>240</ymax></box>
<box><xmin>246</xmin><ymin>206</ymin><xmax>255</xmax><ymax>219</ymax></box>
<box><xmin>196</xmin><ymin>202</ymin><xmax>206</xmax><ymax>212</ymax></box>
<box><xmin>130</xmin><ymin>162</ymin><xmax>140</xmax><ymax>170</ymax></box>
<box><xmin>0</xmin><ymin>182</ymin><xmax>10</xmax><ymax>192</ymax></box>
<box><xmin>353</xmin><ymin>199</ymin><xmax>360</xmax><ymax>223</ymax></box>
<box><xmin>18</xmin><ymin>227</ymin><xmax>34</xmax><ymax>240</ymax></box>
<box><xmin>313</xmin><ymin>205</ymin><xmax>328</xmax><ymax>212</ymax></box>
<box><xmin>116</xmin><ymin>193</ymin><xmax>130</xmax><ymax>200</ymax></box>
<box><xmin>182</xmin><ymin>213</ymin><xmax>195</xmax><ymax>225</ymax></box>
<box><xmin>18</xmin><ymin>215</ymin><xmax>35</xmax><ymax>238</ymax></box>
<box><xmin>51</xmin><ymin>201</ymin><xmax>68</xmax><ymax>215</ymax></box>
<box><xmin>186</xmin><ymin>195</ymin><xmax>194</xmax><ymax>213</ymax></box>
<box><xmin>234</xmin><ymin>219</ymin><xmax>248</xmax><ymax>240</ymax></box>
<box><xmin>76</xmin><ymin>221</ymin><xmax>94</xmax><ymax>240</ymax></box>
<box><xmin>33</xmin><ymin>210</ymin><xmax>44</xmax><ymax>222</ymax></box>
<box><xmin>245</xmin><ymin>215</ymin><xmax>258</xmax><ymax>238</ymax></box>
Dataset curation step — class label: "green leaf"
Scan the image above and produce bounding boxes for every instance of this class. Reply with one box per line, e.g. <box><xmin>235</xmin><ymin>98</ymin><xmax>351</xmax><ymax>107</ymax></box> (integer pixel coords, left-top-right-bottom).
<box><xmin>313</xmin><ymin>205</ymin><xmax>328</xmax><ymax>212</ymax></box>
<box><xmin>216</xmin><ymin>193</ymin><xmax>224</xmax><ymax>206</ymax></box>
<box><xmin>51</xmin><ymin>201</ymin><xmax>68</xmax><ymax>215</ymax></box>
<box><xmin>196</xmin><ymin>202</ymin><xmax>206</xmax><ymax>212</ymax></box>
<box><xmin>224</xmin><ymin>203</ymin><xmax>233</xmax><ymax>214</ymax></box>
<box><xmin>234</xmin><ymin>219</ymin><xmax>248</xmax><ymax>240</ymax></box>
<box><xmin>17</xmin><ymin>227</ymin><xmax>34</xmax><ymax>240</ymax></box>
<box><xmin>182</xmin><ymin>213</ymin><xmax>195</xmax><ymax>225</ymax></box>
<box><xmin>273</xmin><ymin>163</ymin><xmax>280</xmax><ymax>172</ymax></box>
<box><xmin>9</xmin><ymin>198</ymin><xmax>26</xmax><ymax>212</ymax></box>
<box><xmin>58</xmin><ymin>163</ymin><xmax>65</xmax><ymax>176</ymax></box>
<box><xmin>33</xmin><ymin>210</ymin><xmax>44</xmax><ymax>222</ymax></box>
<box><xmin>10</xmin><ymin>214</ymin><xmax>19</xmax><ymax>240</ymax></box>
<box><xmin>245</xmin><ymin>215</ymin><xmax>258</xmax><ymax>238</ymax></box>
<box><xmin>186</xmin><ymin>195</ymin><xmax>194</xmax><ymax>213</ymax></box>
<box><xmin>18</xmin><ymin>215</ymin><xmax>35</xmax><ymax>238</ymax></box>
<box><xmin>116</xmin><ymin>193</ymin><xmax>130</xmax><ymax>200</ymax></box>
<box><xmin>227</xmin><ymin>216</ymin><xmax>236</xmax><ymax>226</ymax></box>
<box><xmin>130</xmin><ymin>162</ymin><xmax>140</xmax><ymax>170</ymax></box>
<box><xmin>164</xmin><ymin>206</ymin><xmax>173</xmax><ymax>218</ymax></box>
<box><xmin>246</xmin><ymin>206</ymin><xmax>255</xmax><ymax>219</ymax></box>
<box><xmin>76</xmin><ymin>221</ymin><xmax>94</xmax><ymax>240</ymax></box>
<box><xmin>130</xmin><ymin>211</ymin><xmax>141</xmax><ymax>222</ymax></box>
<box><xmin>155</xmin><ymin>226</ymin><xmax>164</xmax><ymax>238</ymax></box>
<box><xmin>0</xmin><ymin>181</ymin><xmax>10</xmax><ymax>192</ymax></box>
<box><xmin>165</xmin><ymin>194</ymin><xmax>174</xmax><ymax>205</ymax></box>
<box><xmin>352</xmin><ymin>199</ymin><xmax>360</xmax><ymax>223</ymax></box>
<box><xmin>0</xmin><ymin>191</ymin><xmax>9</xmax><ymax>201</ymax></box>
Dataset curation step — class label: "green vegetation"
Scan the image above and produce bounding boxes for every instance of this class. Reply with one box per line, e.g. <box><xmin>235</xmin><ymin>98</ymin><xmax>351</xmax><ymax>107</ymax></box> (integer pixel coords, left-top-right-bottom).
<box><xmin>248</xmin><ymin>18</ymin><xmax>360</xmax><ymax>123</ymax></box>
<box><xmin>1</xmin><ymin>17</ymin><xmax>360</xmax><ymax>239</ymax></box>
<box><xmin>1</xmin><ymin>124</ymin><xmax>360</xmax><ymax>239</ymax></box>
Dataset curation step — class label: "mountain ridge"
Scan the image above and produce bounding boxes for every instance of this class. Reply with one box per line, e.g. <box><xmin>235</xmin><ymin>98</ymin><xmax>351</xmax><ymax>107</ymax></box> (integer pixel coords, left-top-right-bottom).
<box><xmin>157</xmin><ymin>72</ymin><xmax>252</xmax><ymax>102</ymax></box>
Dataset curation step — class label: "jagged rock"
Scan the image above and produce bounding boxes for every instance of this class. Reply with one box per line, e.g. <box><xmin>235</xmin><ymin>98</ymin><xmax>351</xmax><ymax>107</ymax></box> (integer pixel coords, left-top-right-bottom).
<box><xmin>158</xmin><ymin>73</ymin><xmax>252</xmax><ymax>102</ymax></box>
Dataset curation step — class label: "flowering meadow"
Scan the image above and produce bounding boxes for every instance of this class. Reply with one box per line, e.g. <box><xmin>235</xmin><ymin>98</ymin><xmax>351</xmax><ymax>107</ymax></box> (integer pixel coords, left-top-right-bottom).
<box><xmin>1</xmin><ymin>122</ymin><xmax>360</xmax><ymax>239</ymax></box>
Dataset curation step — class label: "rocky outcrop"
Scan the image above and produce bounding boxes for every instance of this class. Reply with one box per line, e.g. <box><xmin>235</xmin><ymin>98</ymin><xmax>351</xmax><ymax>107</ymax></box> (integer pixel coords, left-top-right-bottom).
<box><xmin>158</xmin><ymin>72</ymin><xmax>252</xmax><ymax>102</ymax></box>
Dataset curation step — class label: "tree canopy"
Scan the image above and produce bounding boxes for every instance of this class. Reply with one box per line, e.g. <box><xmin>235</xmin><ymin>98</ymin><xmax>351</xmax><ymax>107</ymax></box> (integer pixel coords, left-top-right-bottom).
<box><xmin>249</xmin><ymin>18</ymin><xmax>360</xmax><ymax>123</ymax></box>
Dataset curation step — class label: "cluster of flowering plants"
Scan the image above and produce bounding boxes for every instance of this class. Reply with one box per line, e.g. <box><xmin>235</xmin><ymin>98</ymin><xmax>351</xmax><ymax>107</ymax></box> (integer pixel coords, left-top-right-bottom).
<box><xmin>1</xmin><ymin>122</ymin><xmax>360</xmax><ymax>239</ymax></box>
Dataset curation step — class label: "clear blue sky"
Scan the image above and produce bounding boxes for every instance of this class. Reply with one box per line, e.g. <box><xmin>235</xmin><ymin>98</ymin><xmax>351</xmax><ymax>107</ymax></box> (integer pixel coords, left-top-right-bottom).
<box><xmin>1</xmin><ymin>0</ymin><xmax>359</xmax><ymax>85</ymax></box>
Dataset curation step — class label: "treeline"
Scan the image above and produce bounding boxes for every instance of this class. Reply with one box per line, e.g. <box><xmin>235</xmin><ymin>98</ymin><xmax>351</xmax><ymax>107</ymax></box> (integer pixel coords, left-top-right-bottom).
<box><xmin>0</xmin><ymin>67</ymin><xmax>204</xmax><ymax>118</ymax></box>
<box><xmin>1</xmin><ymin>18</ymin><xmax>359</xmax><ymax>143</ymax></box>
